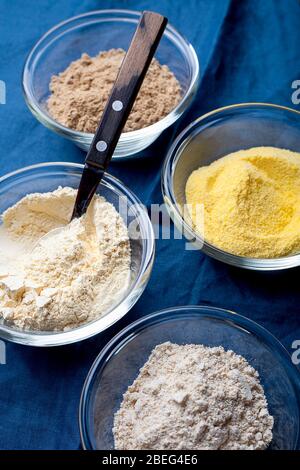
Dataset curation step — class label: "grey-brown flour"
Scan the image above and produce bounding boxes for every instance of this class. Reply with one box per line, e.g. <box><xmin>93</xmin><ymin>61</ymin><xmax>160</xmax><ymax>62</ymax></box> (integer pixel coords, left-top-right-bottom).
<box><xmin>47</xmin><ymin>49</ymin><xmax>182</xmax><ymax>133</ymax></box>
<box><xmin>113</xmin><ymin>342</ymin><xmax>274</xmax><ymax>450</ymax></box>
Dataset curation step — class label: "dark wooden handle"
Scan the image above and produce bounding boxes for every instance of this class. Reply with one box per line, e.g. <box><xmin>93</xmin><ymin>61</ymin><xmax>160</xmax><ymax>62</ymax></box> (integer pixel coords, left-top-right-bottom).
<box><xmin>71</xmin><ymin>11</ymin><xmax>167</xmax><ymax>219</ymax></box>
<box><xmin>85</xmin><ymin>11</ymin><xmax>168</xmax><ymax>169</ymax></box>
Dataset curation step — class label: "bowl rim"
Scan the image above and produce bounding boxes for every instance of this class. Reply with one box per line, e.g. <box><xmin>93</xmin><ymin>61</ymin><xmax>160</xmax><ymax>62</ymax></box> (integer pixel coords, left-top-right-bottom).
<box><xmin>0</xmin><ymin>162</ymin><xmax>155</xmax><ymax>346</ymax></box>
<box><xmin>22</xmin><ymin>8</ymin><xmax>200</xmax><ymax>142</ymax></box>
<box><xmin>79</xmin><ymin>304</ymin><xmax>300</xmax><ymax>450</ymax></box>
<box><xmin>161</xmin><ymin>102</ymin><xmax>300</xmax><ymax>270</ymax></box>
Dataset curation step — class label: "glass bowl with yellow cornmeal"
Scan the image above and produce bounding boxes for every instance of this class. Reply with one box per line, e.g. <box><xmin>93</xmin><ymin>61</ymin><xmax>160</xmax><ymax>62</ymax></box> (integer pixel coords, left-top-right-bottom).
<box><xmin>162</xmin><ymin>103</ymin><xmax>300</xmax><ymax>270</ymax></box>
<box><xmin>22</xmin><ymin>9</ymin><xmax>199</xmax><ymax>159</ymax></box>
<box><xmin>0</xmin><ymin>163</ymin><xmax>155</xmax><ymax>346</ymax></box>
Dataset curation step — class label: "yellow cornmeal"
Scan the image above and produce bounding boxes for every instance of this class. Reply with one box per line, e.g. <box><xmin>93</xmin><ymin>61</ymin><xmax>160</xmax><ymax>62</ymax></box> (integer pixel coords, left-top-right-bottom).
<box><xmin>185</xmin><ymin>147</ymin><xmax>300</xmax><ymax>258</ymax></box>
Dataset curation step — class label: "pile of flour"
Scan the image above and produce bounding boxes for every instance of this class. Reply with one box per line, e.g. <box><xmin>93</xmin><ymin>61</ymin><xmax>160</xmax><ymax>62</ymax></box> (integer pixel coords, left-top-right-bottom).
<box><xmin>47</xmin><ymin>49</ymin><xmax>182</xmax><ymax>133</ymax></box>
<box><xmin>0</xmin><ymin>187</ymin><xmax>131</xmax><ymax>331</ymax></box>
<box><xmin>113</xmin><ymin>342</ymin><xmax>274</xmax><ymax>450</ymax></box>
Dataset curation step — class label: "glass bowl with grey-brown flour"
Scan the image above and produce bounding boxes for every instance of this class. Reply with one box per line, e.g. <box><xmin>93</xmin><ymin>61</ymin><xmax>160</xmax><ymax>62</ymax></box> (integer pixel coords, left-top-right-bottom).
<box><xmin>22</xmin><ymin>9</ymin><xmax>199</xmax><ymax>158</ymax></box>
<box><xmin>80</xmin><ymin>306</ymin><xmax>300</xmax><ymax>450</ymax></box>
<box><xmin>0</xmin><ymin>163</ymin><xmax>154</xmax><ymax>347</ymax></box>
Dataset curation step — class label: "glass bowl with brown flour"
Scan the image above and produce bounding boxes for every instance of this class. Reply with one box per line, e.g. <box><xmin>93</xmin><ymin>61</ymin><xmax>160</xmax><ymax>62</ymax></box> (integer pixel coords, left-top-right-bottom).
<box><xmin>0</xmin><ymin>163</ymin><xmax>154</xmax><ymax>346</ymax></box>
<box><xmin>162</xmin><ymin>103</ymin><xmax>300</xmax><ymax>270</ymax></box>
<box><xmin>79</xmin><ymin>306</ymin><xmax>300</xmax><ymax>450</ymax></box>
<box><xmin>22</xmin><ymin>10</ymin><xmax>199</xmax><ymax>158</ymax></box>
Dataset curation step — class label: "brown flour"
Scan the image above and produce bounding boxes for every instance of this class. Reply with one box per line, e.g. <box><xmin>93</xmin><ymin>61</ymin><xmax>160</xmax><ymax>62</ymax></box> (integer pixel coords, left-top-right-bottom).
<box><xmin>47</xmin><ymin>49</ymin><xmax>182</xmax><ymax>133</ymax></box>
<box><xmin>113</xmin><ymin>342</ymin><xmax>274</xmax><ymax>450</ymax></box>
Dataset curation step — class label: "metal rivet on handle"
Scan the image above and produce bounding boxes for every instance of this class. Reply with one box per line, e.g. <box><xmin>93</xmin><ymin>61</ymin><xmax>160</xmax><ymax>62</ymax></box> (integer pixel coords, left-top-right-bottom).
<box><xmin>96</xmin><ymin>140</ymin><xmax>107</xmax><ymax>152</ymax></box>
<box><xmin>112</xmin><ymin>100</ymin><xmax>123</xmax><ymax>111</ymax></box>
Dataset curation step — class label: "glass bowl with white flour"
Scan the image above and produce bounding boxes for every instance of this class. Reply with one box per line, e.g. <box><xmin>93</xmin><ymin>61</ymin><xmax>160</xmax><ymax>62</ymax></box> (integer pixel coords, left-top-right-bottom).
<box><xmin>80</xmin><ymin>306</ymin><xmax>300</xmax><ymax>450</ymax></box>
<box><xmin>0</xmin><ymin>163</ymin><xmax>154</xmax><ymax>346</ymax></box>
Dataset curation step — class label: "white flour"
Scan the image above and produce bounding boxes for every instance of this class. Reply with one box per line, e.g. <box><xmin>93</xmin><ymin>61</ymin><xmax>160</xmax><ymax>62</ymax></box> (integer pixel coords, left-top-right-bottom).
<box><xmin>113</xmin><ymin>342</ymin><xmax>274</xmax><ymax>450</ymax></box>
<box><xmin>0</xmin><ymin>187</ymin><xmax>131</xmax><ymax>331</ymax></box>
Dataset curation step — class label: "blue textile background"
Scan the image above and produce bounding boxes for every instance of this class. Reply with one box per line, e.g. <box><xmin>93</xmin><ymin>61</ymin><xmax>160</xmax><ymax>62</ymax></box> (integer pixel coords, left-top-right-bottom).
<box><xmin>0</xmin><ymin>0</ymin><xmax>300</xmax><ymax>450</ymax></box>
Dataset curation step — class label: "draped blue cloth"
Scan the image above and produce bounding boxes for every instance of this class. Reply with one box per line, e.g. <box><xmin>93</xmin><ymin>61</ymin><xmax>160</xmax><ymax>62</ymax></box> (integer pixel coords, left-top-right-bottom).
<box><xmin>0</xmin><ymin>0</ymin><xmax>300</xmax><ymax>449</ymax></box>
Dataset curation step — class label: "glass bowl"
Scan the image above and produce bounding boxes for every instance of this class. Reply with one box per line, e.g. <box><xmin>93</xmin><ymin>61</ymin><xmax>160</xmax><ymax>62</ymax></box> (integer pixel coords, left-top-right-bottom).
<box><xmin>22</xmin><ymin>9</ymin><xmax>199</xmax><ymax>159</ymax></box>
<box><xmin>0</xmin><ymin>163</ymin><xmax>154</xmax><ymax>346</ymax></box>
<box><xmin>79</xmin><ymin>305</ymin><xmax>300</xmax><ymax>450</ymax></box>
<box><xmin>162</xmin><ymin>103</ymin><xmax>300</xmax><ymax>270</ymax></box>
